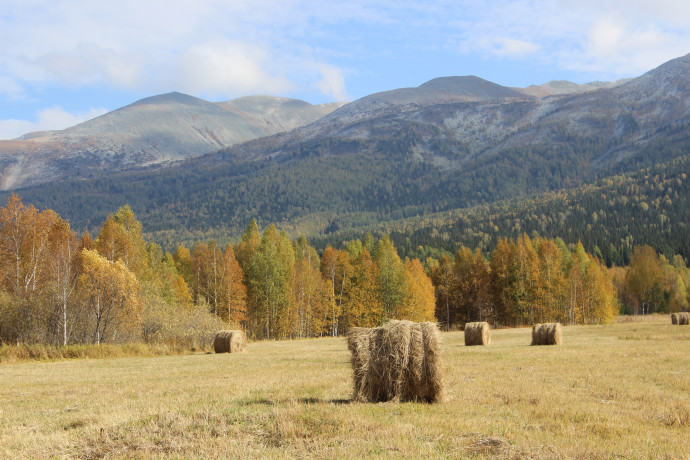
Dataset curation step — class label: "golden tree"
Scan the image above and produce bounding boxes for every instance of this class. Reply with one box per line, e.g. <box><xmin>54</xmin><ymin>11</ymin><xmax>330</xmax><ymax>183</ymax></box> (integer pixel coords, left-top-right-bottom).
<box><xmin>624</xmin><ymin>245</ymin><xmax>665</xmax><ymax>315</ymax></box>
<box><xmin>401</xmin><ymin>258</ymin><xmax>436</xmax><ymax>322</ymax></box>
<box><xmin>0</xmin><ymin>194</ymin><xmax>59</xmax><ymax>343</ymax></box>
<box><xmin>222</xmin><ymin>244</ymin><xmax>247</xmax><ymax>327</ymax></box>
<box><xmin>428</xmin><ymin>254</ymin><xmax>458</xmax><ymax>330</ymax></box>
<box><xmin>46</xmin><ymin>218</ymin><xmax>80</xmax><ymax>345</ymax></box>
<box><xmin>291</xmin><ymin>237</ymin><xmax>334</xmax><ymax>337</ymax></box>
<box><xmin>320</xmin><ymin>246</ymin><xmax>352</xmax><ymax>336</ymax></box>
<box><xmin>77</xmin><ymin>249</ymin><xmax>141</xmax><ymax>344</ymax></box>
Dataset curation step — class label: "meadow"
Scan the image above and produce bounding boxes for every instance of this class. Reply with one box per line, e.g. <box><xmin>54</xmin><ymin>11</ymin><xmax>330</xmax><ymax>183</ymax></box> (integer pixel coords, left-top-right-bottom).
<box><xmin>1</xmin><ymin>316</ymin><xmax>689</xmax><ymax>459</ymax></box>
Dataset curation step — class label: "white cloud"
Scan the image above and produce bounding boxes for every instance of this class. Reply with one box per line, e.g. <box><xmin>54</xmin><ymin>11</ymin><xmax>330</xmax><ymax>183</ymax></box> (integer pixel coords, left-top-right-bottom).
<box><xmin>492</xmin><ymin>38</ymin><xmax>540</xmax><ymax>58</ymax></box>
<box><xmin>315</xmin><ymin>65</ymin><xmax>349</xmax><ymax>101</ymax></box>
<box><xmin>34</xmin><ymin>43</ymin><xmax>144</xmax><ymax>88</ymax></box>
<box><xmin>452</xmin><ymin>0</ymin><xmax>690</xmax><ymax>79</ymax></box>
<box><xmin>0</xmin><ymin>106</ymin><xmax>107</xmax><ymax>140</ymax></box>
<box><xmin>0</xmin><ymin>0</ymin><xmax>352</xmax><ymax>101</ymax></box>
<box><xmin>575</xmin><ymin>16</ymin><xmax>687</xmax><ymax>75</ymax></box>
<box><xmin>167</xmin><ymin>40</ymin><xmax>293</xmax><ymax>96</ymax></box>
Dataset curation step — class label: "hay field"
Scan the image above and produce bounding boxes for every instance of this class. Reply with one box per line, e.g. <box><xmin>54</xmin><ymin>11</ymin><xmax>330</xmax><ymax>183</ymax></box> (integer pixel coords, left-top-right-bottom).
<box><xmin>1</xmin><ymin>317</ymin><xmax>689</xmax><ymax>459</ymax></box>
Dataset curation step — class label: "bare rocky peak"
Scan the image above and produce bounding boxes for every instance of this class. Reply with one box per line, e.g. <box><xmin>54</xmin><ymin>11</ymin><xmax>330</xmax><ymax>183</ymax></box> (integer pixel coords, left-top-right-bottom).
<box><xmin>419</xmin><ymin>76</ymin><xmax>526</xmax><ymax>99</ymax></box>
<box><xmin>319</xmin><ymin>75</ymin><xmax>530</xmax><ymax>126</ymax></box>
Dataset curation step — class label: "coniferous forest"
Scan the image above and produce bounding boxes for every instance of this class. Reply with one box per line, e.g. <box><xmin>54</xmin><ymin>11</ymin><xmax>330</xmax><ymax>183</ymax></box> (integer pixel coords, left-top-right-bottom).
<box><xmin>2</xmin><ymin>194</ymin><xmax>688</xmax><ymax>347</ymax></box>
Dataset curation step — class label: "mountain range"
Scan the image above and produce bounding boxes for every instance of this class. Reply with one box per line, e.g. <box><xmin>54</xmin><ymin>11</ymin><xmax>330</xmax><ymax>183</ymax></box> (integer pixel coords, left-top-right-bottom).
<box><xmin>1</xmin><ymin>71</ymin><xmax>634</xmax><ymax>191</ymax></box>
<box><xmin>0</xmin><ymin>94</ymin><xmax>342</xmax><ymax>190</ymax></box>
<box><xmin>2</xmin><ymin>53</ymin><xmax>689</xmax><ymax>257</ymax></box>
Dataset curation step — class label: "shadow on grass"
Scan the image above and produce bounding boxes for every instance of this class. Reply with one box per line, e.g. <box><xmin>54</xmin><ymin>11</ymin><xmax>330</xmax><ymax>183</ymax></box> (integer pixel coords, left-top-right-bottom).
<box><xmin>236</xmin><ymin>396</ymin><xmax>352</xmax><ymax>406</ymax></box>
<box><xmin>299</xmin><ymin>397</ymin><xmax>352</xmax><ymax>405</ymax></box>
<box><xmin>236</xmin><ymin>397</ymin><xmax>275</xmax><ymax>406</ymax></box>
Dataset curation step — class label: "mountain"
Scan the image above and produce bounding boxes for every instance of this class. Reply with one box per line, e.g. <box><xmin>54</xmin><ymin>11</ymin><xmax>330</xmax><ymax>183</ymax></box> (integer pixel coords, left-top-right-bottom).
<box><xmin>4</xmin><ymin>53</ymin><xmax>690</xmax><ymax>257</ymax></box>
<box><xmin>0</xmin><ymin>73</ymin><xmax>642</xmax><ymax>191</ymax></box>
<box><xmin>0</xmin><ymin>93</ymin><xmax>342</xmax><ymax>190</ymax></box>
<box><xmin>310</xmin><ymin>75</ymin><xmax>527</xmax><ymax>126</ymax></box>
<box><xmin>252</xmin><ymin>53</ymin><xmax>690</xmax><ymax>169</ymax></box>
<box><xmin>514</xmin><ymin>79</ymin><xmax>630</xmax><ymax>97</ymax></box>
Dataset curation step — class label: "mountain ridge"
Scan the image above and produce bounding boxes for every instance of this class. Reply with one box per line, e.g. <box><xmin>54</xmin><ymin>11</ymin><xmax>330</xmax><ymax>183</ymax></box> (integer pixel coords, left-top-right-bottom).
<box><xmin>0</xmin><ymin>66</ymin><xmax>660</xmax><ymax>190</ymax></box>
<box><xmin>0</xmin><ymin>93</ymin><xmax>343</xmax><ymax>190</ymax></box>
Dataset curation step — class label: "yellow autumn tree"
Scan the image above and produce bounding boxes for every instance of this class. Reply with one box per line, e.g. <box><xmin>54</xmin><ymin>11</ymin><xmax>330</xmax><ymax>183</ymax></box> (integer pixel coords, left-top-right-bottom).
<box><xmin>46</xmin><ymin>217</ymin><xmax>80</xmax><ymax>345</ymax></box>
<box><xmin>0</xmin><ymin>194</ymin><xmax>59</xmax><ymax>343</ymax></box>
<box><xmin>222</xmin><ymin>244</ymin><xmax>247</xmax><ymax>327</ymax></box>
<box><xmin>624</xmin><ymin>245</ymin><xmax>665</xmax><ymax>314</ymax></box>
<box><xmin>95</xmin><ymin>205</ymin><xmax>147</xmax><ymax>275</ymax></box>
<box><xmin>534</xmin><ymin>238</ymin><xmax>566</xmax><ymax>323</ymax></box>
<box><xmin>343</xmin><ymin>248</ymin><xmax>383</xmax><ymax>328</ymax></box>
<box><xmin>77</xmin><ymin>249</ymin><xmax>141</xmax><ymax>344</ymax></box>
<box><xmin>320</xmin><ymin>246</ymin><xmax>352</xmax><ymax>336</ymax></box>
<box><xmin>291</xmin><ymin>237</ymin><xmax>335</xmax><ymax>337</ymax></box>
<box><xmin>401</xmin><ymin>258</ymin><xmax>436</xmax><ymax>322</ymax></box>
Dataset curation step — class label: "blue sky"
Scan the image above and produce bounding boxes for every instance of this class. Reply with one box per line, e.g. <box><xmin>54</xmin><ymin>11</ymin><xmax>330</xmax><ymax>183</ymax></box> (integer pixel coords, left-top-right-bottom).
<box><xmin>1</xmin><ymin>0</ymin><xmax>689</xmax><ymax>139</ymax></box>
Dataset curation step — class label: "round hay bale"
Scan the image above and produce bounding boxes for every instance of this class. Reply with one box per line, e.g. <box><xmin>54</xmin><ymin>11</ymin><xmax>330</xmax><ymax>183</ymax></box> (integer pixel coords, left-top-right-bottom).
<box><xmin>346</xmin><ymin>320</ymin><xmax>444</xmax><ymax>403</ymax></box>
<box><xmin>531</xmin><ymin>323</ymin><xmax>562</xmax><ymax>345</ymax></box>
<box><xmin>347</xmin><ymin>327</ymin><xmax>373</xmax><ymax>398</ymax></box>
<box><xmin>464</xmin><ymin>322</ymin><xmax>491</xmax><ymax>346</ymax></box>
<box><xmin>671</xmin><ymin>313</ymin><xmax>679</xmax><ymax>325</ymax></box>
<box><xmin>678</xmin><ymin>312</ymin><xmax>690</xmax><ymax>325</ymax></box>
<box><xmin>213</xmin><ymin>330</ymin><xmax>247</xmax><ymax>353</ymax></box>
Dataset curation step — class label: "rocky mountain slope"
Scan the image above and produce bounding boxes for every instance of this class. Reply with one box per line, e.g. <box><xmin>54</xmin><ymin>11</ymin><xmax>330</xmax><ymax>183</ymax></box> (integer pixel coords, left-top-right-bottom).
<box><xmin>227</xmin><ymin>53</ymin><xmax>689</xmax><ymax>172</ymax></box>
<box><xmin>0</xmin><ymin>94</ymin><xmax>342</xmax><ymax>189</ymax></box>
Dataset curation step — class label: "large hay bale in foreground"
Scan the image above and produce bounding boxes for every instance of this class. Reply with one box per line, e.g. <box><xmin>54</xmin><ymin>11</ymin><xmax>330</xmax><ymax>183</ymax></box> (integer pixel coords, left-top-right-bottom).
<box><xmin>213</xmin><ymin>330</ymin><xmax>247</xmax><ymax>353</ymax></box>
<box><xmin>671</xmin><ymin>313</ymin><xmax>679</xmax><ymax>324</ymax></box>
<box><xmin>531</xmin><ymin>323</ymin><xmax>562</xmax><ymax>346</ymax></box>
<box><xmin>347</xmin><ymin>320</ymin><xmax>444</xmax><ymax>403</ymax></box>
<box><xmin>464</xmin><ymin>322</ymin><xmax>491</xmax><ymax>346</ymax></box>
<box><xmin>677</xmin><ymin>312</ymin><xmax>690</xmax><ymax>325</ymax></box>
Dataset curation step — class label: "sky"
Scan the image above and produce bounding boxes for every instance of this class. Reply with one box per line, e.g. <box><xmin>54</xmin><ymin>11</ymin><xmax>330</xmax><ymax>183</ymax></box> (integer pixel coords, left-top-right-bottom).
<box><xmin>1</xmin><ymin>0</ymin><xmax>689</xmax><ymax>139</ymax></box>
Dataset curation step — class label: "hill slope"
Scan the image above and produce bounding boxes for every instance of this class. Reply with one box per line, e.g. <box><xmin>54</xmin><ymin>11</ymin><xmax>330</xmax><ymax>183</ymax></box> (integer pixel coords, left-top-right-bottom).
<box><xmin>0</xmin><ymin>94</ymin><xmax>341</xmax><ymax>190</ymax></box>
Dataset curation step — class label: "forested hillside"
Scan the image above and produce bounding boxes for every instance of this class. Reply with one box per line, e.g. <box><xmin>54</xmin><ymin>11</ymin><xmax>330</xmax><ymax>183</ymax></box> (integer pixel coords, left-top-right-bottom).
<box><xmin>315</xmin><ymin>154</ymin><xmax>690</xmax><ymax>264</ymax></box>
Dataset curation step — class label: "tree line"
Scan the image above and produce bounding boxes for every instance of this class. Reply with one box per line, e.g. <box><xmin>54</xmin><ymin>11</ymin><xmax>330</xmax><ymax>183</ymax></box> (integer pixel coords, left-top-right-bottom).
<box><xmin>0</xmin><ymin>195</ymin><xmax>435</xmax><ymax>345</ymax></box>
<box><xmin>428</xmin><ymin>235</ymin><xmax>618</xmax><ymax>328</ymax></box>
<box><xmin>2</xmin><ymin>194</ymin><xmax>687</xmax><ymax>347</ymax></box>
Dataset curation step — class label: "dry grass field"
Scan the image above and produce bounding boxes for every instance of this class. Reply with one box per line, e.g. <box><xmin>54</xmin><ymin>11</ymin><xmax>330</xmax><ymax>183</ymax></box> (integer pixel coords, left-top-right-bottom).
<box><xmin>1</xmin><ymin>316</ymin><xmax>689</xmax><ymax>459</ymax></box>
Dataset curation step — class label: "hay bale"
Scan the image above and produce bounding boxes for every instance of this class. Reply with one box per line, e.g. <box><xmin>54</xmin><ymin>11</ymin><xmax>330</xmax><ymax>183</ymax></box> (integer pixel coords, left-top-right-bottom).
<box><xmin>213</xmin><ymin>330</ymin><xmax>247</xmax><ymax>353</ymax></box>
<box><xmin>671</xmin><ymin>313</ymin><xmax>679</xmax><ymax>325</ymax></box>
<box><xmin>678</xmin><ymin>312</ymin><xmax>690</xmax><ymax>325</ymax></box>
<box><xmin>346</xmin><ymin>320</ymin><xmax>444</xmax><ymax>403</ymax></box>
<box><xmin>531</xmin><ymin>323</ymin><xmax>562</xmax><ymax>346</ymax></box>
<box><xmin>464</xmin><ymin>322</ymin><xmax>491</xmax><ymax>346</ymax></box>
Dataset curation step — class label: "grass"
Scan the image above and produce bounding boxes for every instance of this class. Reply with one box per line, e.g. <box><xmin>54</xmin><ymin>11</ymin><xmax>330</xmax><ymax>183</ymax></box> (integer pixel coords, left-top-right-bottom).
<box><xmin>0</xmin><ymin>342</ymin><xmax>195</xmax><ymax>363</ymax></box>
<box><xmin>1</xmin><ymin>317</ymin><xmax>689</xmax><ymax>459</ymax></box>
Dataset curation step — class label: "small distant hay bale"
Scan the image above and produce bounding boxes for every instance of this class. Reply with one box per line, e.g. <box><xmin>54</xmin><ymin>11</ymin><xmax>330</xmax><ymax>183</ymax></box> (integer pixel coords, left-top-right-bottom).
<box><xmin>531</xmin><ymin>323</ymin><xmax>562</xmax><ymax>346</ymax></box>
<box><xmin>346</xmin><ymin>320</ymin><xmax>444</xmax><ymax>403</ymax></box>
<box><xmin>677</xmin><ymin>312</ymin><xmax>690</xmax><ymax>325</ymax></box>
<box><xmin>671</xmin><ymin>313</ymin><xmax>679</xmax><ymax>325</ymax></box>
<box><xmin>464</xmin><ymin>322</ymin><xmax>491</xmax><ymax>346</ymax></box>
<box><xmin>213</xmin><ymin>330</ymin><xmax>247</xmax><ymax>353</ymax></box>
